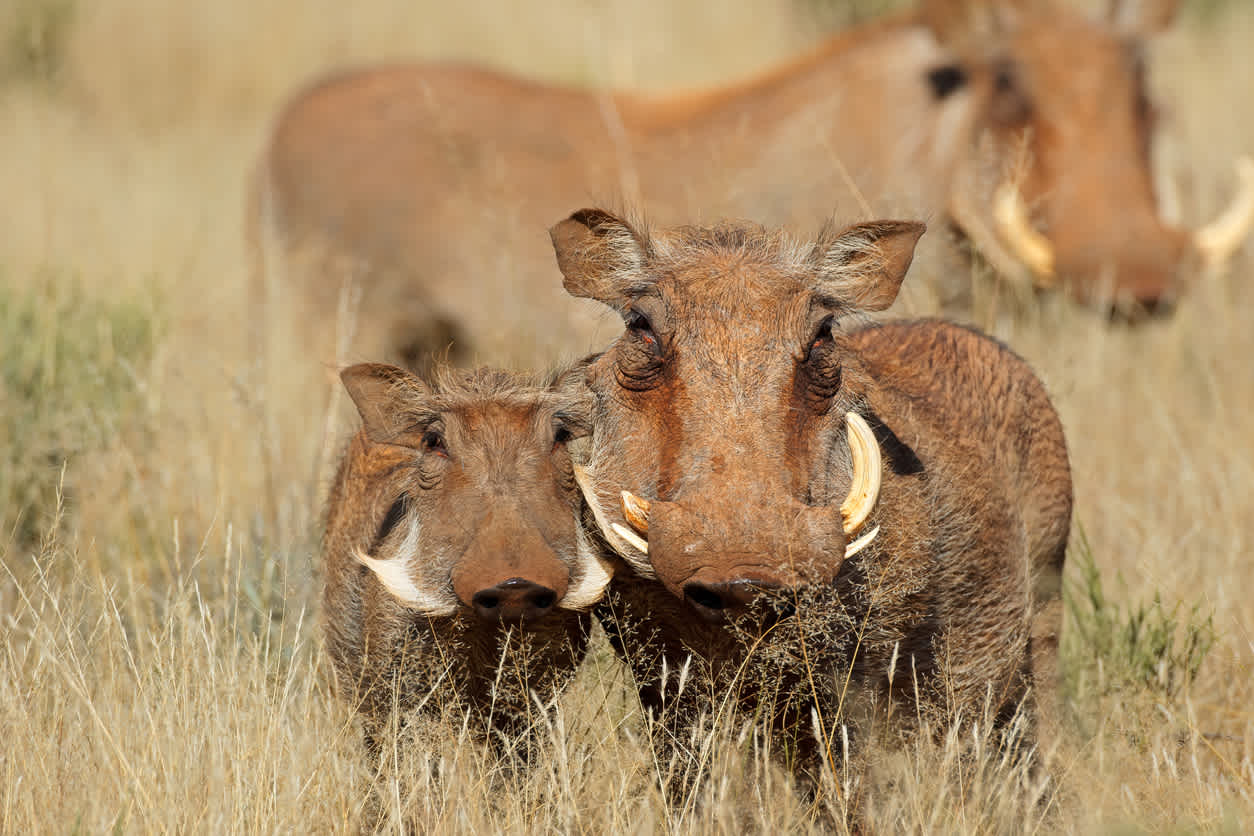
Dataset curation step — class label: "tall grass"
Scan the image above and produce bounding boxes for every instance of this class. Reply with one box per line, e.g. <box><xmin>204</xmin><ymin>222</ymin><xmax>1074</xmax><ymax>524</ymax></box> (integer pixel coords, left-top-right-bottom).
<box><xmin>2</xmin><ymin>0</ymin><xmax>1253</xmax><ymax>831</ymax></box>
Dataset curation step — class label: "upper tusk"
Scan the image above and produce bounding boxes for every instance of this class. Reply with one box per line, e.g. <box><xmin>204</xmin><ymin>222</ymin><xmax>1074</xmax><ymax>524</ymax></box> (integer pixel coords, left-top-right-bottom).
<box><xmin>573</xmin><ymin>464</ymin><xmax>655</xmax><ymax>571</ymax></box>
<box><xmin>1195</xmin><ymin>155</ymin><xmax>1254</xmax><ymax>270</ymax></box>
<box><xmin>840</xmin><ymin>411</ymin><xmax>882</xmax><ymax>536</ymax></box>
<box><xmin>621</xmin><ymin>491</ymin><xmax>651</xmax><ymax>534</ymax></box>
<box><xmin>992</xmin><ymin>181</ymin><xmax>1056</xmax><ymax>286</ymax></box>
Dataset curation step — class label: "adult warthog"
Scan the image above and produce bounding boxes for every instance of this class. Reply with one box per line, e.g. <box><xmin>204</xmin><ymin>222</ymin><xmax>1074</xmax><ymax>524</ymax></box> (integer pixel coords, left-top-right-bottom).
<box><xmin>552</xmin><ymin>209</ymin><xmax>1073</xmax><ymax>795</ymax></box>
<box><xmin>322</xmin><ymin>361</ymin><xmax>612</xmax><ymax>759</ymax></box>
<box><xmin>251</xmin><ymin>0</ymin><xmax>1251</xmax><ymax>369</ymax></box>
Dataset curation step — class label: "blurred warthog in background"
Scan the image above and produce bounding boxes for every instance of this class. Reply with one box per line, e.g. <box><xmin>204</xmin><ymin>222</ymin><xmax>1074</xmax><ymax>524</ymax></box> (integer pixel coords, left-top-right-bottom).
<box><xmin>250</xmin><ymin>0</ymin><xmax>1252</xmax><ymax>371</ymax></box>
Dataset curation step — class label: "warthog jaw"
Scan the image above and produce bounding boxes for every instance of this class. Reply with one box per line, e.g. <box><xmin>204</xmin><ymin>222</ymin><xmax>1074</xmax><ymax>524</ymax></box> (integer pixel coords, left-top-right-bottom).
<box><xmin>599</xmin><ymin>411</ymin><xmax>884</xmax><ymax>563</ymax></box>
<box><xmin>994</xmin><ymin>155</ymin><xmax>1254</xmax><ymax>282</ymax></box>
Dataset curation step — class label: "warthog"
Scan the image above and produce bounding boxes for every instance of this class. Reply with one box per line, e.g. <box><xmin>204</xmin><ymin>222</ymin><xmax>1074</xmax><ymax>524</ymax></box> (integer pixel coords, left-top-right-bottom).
<box><xmin>321</xmin><ymin>361</ymin><xmax>612</xmax><ymax>758</ymax></box>
<box><xmin>551</xmin><ymin>208</ymin><xmax>1073</xmax><ymax>793</ymax></box>
<box><xmin>251</xmin><ymin>0</ymin><xmax>1251</xmax><ymax>369</ymax></box>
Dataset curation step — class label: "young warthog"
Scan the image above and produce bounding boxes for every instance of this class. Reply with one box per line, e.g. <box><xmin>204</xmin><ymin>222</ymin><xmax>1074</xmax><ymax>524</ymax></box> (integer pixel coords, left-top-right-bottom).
<box><xmin>321</xmin><ymin>361</ymin><xmax>613</xmax><ymax>757</ymax></box>
<box><xmin>552</xmin><ymin>209</ymin><xmax>1073</xmax><ymax>793</ymax></box>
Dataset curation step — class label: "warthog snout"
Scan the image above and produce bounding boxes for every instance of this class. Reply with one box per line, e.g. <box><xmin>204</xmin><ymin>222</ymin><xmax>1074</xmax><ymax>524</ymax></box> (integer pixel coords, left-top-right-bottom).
<box><xmin>471</xmin><ymin>578</ymin><xmax>559</xmax><ymax>624</ymax></box>
<box><xmin>638</xmin><ymin>496</ymin><xmax>848</xmax><ymax>604</ymax></box>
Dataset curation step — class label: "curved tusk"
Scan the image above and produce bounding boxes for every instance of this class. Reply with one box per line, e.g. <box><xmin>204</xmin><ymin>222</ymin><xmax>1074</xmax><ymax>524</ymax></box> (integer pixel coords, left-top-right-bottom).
<box><xmin>992</xmin><ymin>181</ymin><xmax>1056</xmax><ymax>286</ymax></box>
<box><xmin>573</xmin><ymin>464</ymin><xmax>655</xmax><ymax>572</ymax></box>
<box><xmin>621</xmin><ymin>491</ymin><xmax>651</xmax><ymax>534</ymax></box>
<box><xmin>610</xmin><ymin>522</ymin><xmax>649</xmax><ymax>555</ymax></box>
<box><xmin>1195</xmin><ymin>156</ymin><xmax>1254</xmax><ymax>270</ymax></box>
<box><xmin>559</xmin><ymin>528</ymin><xmax>616</xmax><ymax>610</ymax></box>
<box><xmin>353</xmin><ymin>549</ymin><xmax>459</xmax><ymax>616</ymax></box>
<box><xmin>840</xmin><ymin>412</ymin><xmax>882</xmax><ymax>536</ymax></box>
<box><xmin>844</xmin><ymin>524</ymin><xmax>880</xmax><ymax>559</ymax></box>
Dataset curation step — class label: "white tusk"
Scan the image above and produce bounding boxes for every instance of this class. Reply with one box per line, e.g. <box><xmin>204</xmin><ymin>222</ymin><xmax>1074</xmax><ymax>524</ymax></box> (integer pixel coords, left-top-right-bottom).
<box><xmin>560</xmin><ymin>527</ymin><xmax>616</xmax><ymax>610</ymax></box>
<box><xmin>573</xmin><ymin>464</ymin><xmax>656</xmax><ymax>576</ymax></box>
<box><xmin>1195</xmin><ymin>156</ymin><xmax>1254</xmax><ymax>270</ymax></box>
<box><xmin>610</xmin><ymin>522</ymin><xmax>649</xmax><ymax>555</ymax></box>
<box><xmin>353</xmin><ymin>549</ymin><xmax>459</xmax><ymax>616</ymax></box>
<box><xmin>840</xmin><ymin>412</ymin><xmax>882</xmax><ymax>536</ymax></box>
<box><xmin>992</xmin><ymin>181</ymin><xmax>1056</xmax><ymax>286</ymax></box>
<box><xmin>621</xmin><ymin>490</ymin><xmax>650</xmax><ymax>534</ymax></box>
<box><xmin>844</xmin><ymin>524</ymin><xmax>880</xmax><ymax>559</ymax></box>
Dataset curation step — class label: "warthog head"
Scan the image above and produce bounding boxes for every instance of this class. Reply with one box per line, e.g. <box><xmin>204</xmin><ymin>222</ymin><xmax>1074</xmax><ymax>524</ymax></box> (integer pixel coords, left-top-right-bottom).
<box><xmin>336</xmin><ymin>362</ymin><xmax>613</xmax><ymax>625</ymax></box>
<box><xmin>930</xmin><ymin>0</ymin><xmax>1253</xmax><ymax>311</ymax></box>
<box><xmin>551</xmin><ymin>209</ymin><xmax>922</xmax><ymax>621</ymax></box>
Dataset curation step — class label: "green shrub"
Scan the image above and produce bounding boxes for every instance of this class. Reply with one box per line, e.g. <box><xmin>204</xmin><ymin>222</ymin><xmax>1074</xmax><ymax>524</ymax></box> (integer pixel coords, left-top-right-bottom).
<box><xmin>1063</xmin><ymin>525</ymin><xmax>1215</xmax><ymax>703</ymax></box>
<box><xmin>1</xmin><ymin>0</ymin><xmax>76</xmax><ymax>86</ymax></box>
<box><xmin>0</xmin><ymin>271</ymin><xmax>158</xmax><ymax>553</ymax></box>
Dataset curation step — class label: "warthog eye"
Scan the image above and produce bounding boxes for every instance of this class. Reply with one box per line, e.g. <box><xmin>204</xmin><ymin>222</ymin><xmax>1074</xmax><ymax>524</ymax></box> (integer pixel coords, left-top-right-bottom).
<box><xmin>626</xmin><ymin>310</ymin><xmax>660</xmax><ymax>353</ymax></box>
<box><xmin>990</xmin><ymin>59</ymin><xmax>1032</xmax><ymax>126</ymax></box>
<box><xmin>806</xmin><ymin>316</ymin><xmax>834</xmax><ymax>360</ymax></box>
<box><xmin>615</xmin><ymin>309</ymin><xmax>665</xmax><ymax>391</ymax></box>
<box><xmin>926</xmin><ymin>64</ymin><xmax>967</xmax><ymax>100</ymax></box>
<box><xmin>803</xmin><ymin>316</ymin><xmax>841</xmax><ymax>402</ymax></box>
<box><xmin>421</xmin><ymin>429</ymin><xmax>448</xmax><ymax>458</ymax></box>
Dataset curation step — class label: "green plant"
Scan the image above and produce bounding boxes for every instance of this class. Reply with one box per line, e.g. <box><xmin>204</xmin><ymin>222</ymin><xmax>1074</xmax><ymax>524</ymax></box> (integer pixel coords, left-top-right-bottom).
<box><xmin>1</xmin><ymin>0</ymin><xmax>76</xmax><ymax>86</ymax></box>
<box><xmin>0</xmin><ymin>270</ymin><xmax>158</xmax><ymax>554</ymax></box>
<box><xmin>1063</xmin><ymin>525</ymin><xmax>1215</xmax><ymax>702</ymax></box>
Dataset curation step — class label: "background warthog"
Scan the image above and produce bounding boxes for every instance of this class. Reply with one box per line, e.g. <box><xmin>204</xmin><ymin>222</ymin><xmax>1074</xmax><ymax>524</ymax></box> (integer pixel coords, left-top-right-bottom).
<box><xmin>250</xmin><ymin>0</ymin><xmax>1252</xmax><ymax>372</ymax></box>
<box><xmin>322</xmin><ymin>361</ymin><xmax>611</xmax><ymax>758</ymax></box>
<box><xmin>553</xmin><ymin>209</ymin><xmax>1073</xmax><ymax>795</ymax></box>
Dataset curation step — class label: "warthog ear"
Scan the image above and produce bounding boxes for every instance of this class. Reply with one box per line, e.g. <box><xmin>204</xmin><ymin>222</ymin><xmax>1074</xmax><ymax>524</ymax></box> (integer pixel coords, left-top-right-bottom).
<box><xmin>809</xmin><ymin>220</ymin><xmax>927</xmax><ymax>312</ymax></box>
<box><xmin>1108</xmin><ymin>0</ymin><xmax>1179</xmax><ymax>35</ymax></box>
<box><xmin>341</xmin><ymin>363</ymin><xmax>435</xmax><ymax>446</ymax></box>
<box><xmin>550</xmin><ymin>208</ymin><xmax>650</xmax><ymax>311</ymax></box>
<box><xmin>921</xmin><ymin>0</ymin><xmax>1027</xmax><ymax>48</ymax></box>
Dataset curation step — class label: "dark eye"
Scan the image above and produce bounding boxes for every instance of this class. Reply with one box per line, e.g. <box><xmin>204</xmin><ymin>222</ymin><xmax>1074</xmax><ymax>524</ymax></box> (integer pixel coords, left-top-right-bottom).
<box><xmin>803</xmin><ymin>317</ymin><xmax>841</xmax><ymax>402</ymax></box>
<box><xmin>422</xmin><ymin>429</ymin><xmax>447</xmax><ymax>457</ymax></box>
<box><xmin>990</xmin><ymin>60</ymin><xmax>1032</xmax><ymax>125</ymax></box>
<box><xmin>806</xmin><ymin>317</ymin><xmax>834</xmax><ymax>361</ymax></box>
<box><xmin>627</xmin><ymin>310</ymin><xmax>660</xmax><ymax>353</ymax></box>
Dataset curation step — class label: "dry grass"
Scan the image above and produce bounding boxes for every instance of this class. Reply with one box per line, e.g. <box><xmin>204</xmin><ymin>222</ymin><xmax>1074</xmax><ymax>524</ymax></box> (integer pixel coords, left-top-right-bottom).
<box><xmin>2</xmin><ymin>0</ymin><xmax>1253</xmax><ymax>832</ymax></box>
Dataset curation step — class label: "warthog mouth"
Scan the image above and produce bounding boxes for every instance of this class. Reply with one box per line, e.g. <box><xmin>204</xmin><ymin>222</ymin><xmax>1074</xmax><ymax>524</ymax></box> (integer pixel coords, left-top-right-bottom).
<box><xmin>352</xmin><ymin>534</ymin><xmax>614</xmax><ymax>618</ymax></box>
<box><xmin>575</xmin><ymin>411</ymin><xmax>883</xmax><ymax>574</ymax></box>
<box><xmin>985</xmin><ymin>155</ymin><xmax>1254</xmax><ymax>288</ymax></box>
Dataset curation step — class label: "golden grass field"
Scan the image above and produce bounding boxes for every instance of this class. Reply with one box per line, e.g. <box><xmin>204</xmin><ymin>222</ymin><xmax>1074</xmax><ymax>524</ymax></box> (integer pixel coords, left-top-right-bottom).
<box><xmin>2</xmin><ymin>0</ymin><xmax>1253</xmax><ymax>831</ymax></box>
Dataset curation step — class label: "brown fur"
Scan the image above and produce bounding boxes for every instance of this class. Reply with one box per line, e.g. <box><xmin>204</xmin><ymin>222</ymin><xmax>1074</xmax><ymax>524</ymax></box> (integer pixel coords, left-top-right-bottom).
<box><xmin>552</xmin><ymin>210</ymin><xmax>1073</xmax><ymax>795</ymax></box>
<box><xmin>252</xmin><ymin>0</ymin><xmax>1187</xmax><ymax>370</ymax></box>
<box><xmin>320</xmin><ymin>361</ymin><xmax>609</xmax><ymax>758</ymax></box>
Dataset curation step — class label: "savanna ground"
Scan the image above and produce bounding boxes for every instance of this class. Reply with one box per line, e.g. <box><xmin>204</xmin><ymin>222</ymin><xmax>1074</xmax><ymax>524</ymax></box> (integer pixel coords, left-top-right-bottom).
<box><xmin>2</xmin><ymin>0</ymin><xmax>1252</xmax><ymax>831</ymax></box>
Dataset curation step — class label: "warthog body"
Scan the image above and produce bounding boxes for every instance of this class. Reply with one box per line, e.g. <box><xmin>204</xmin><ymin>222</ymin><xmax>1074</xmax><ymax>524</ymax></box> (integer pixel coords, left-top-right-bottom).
<box><xmin>552</xmin><ymin>209</ymin><xmax>1072</xmax><ymax>789</ymax></box>
<box><xmin>252</xmin><ymin>0</ymin><xmax>1250</xmax><ymax>369</ymax></box>
<box><xmin>321</xmin><ymin>362</ymin><xmax>611</xmax><ymax>756</ymax></box>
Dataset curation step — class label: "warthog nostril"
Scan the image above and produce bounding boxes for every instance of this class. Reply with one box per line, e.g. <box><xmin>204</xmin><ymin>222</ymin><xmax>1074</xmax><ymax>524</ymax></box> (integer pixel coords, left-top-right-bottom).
<box><xmin>684</xmin><ymin>583</ymin><xmax>728</xmax><ymax>613</ymax></box>
<box><xmin>471</xmin><ymin>577</ymin><xmax>558</xmax><ymax>624</ymax></box>
<box><xmin>684</xmin><ymin>580</ymin><xmax>775</xmax><ymax>623</ymax></box>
